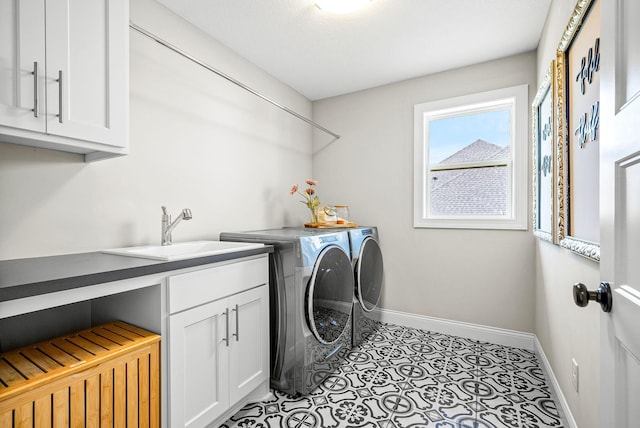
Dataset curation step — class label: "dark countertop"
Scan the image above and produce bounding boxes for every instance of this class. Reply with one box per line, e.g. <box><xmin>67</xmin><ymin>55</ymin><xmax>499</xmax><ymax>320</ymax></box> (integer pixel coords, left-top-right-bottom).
<box><xmin>0</xmin><ymin>246</ymin><xmax>273</xmax><ymax>302</ymax></box>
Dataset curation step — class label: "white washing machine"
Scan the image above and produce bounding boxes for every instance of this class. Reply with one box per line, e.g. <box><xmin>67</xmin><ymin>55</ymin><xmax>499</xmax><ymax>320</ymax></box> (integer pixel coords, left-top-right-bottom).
<box><xmin>219</xmin><ymin>228</ymin><xmax>353</xmax><ymax>396</ymax></box>
<box><xmin>347</xmin><ymin>227</ymin><xmax>384</xmax><ymax>347</ymax></box>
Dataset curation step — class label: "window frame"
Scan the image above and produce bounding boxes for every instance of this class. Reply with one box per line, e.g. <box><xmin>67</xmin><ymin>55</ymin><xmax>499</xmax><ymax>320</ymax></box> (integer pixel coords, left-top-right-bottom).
<box><xmin>413</xmin><ymin>85</ymin><xmax>529</xmax><ymax>230</ymax></box>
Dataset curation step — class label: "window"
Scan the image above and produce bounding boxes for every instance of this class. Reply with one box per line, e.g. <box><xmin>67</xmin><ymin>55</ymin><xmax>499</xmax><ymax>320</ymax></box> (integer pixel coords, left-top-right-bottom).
<box><xmin>413</xmin><ymin>85</ymin><xmax>528</xmax><ymax>229</ymax></box>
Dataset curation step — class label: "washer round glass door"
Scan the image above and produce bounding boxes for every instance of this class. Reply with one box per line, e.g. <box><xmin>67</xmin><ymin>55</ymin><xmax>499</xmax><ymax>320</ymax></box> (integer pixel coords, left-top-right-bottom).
<box><xmin>307</xmin><ymin>245</ymin><xmax>354</xmax><ymax>344</ymax></box>
<box><xmin>356</xmin><ymin>237</ymin><xmax>383</xmax><ymax>312</ymax></box>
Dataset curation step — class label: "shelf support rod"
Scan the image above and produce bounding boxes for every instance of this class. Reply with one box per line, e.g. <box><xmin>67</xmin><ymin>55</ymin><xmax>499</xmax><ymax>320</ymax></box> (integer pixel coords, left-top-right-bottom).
<box><xmin>129</xmin><ymin>22</ymin><xmax>341</xmax><ymax>140</ymax></box>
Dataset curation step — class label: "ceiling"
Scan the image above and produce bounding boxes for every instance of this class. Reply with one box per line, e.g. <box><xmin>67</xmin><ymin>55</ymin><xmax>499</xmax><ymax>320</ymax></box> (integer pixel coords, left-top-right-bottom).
<box><xmin>156</xmin><ymin>0</ymin><xmax>552</xmax><ymax>101</ymax></box>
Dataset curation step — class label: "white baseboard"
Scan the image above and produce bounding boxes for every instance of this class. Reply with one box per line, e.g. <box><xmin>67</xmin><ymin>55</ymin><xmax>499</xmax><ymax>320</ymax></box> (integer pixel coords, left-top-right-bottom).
<box><xmin>208</xmin><ymin>380</ymin><xmax>271</xmax><ymax>428</ymax></box>
<box><xmin>373</xmin><ymin>308</ymin><xmax>535</xmax><ymax>350</ymax></box>
<box><xmin>373</xmin><ymin>308</ymin><xmax>576</xmax><ymax>427</ymax></box>
<box><xmin>534</xmin><ymin>336</ymin><xmax>578</xmax><ymax>428</ymax></box>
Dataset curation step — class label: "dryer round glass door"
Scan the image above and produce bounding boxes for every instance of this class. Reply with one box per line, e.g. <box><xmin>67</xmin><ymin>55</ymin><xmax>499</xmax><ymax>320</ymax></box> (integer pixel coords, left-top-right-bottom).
<box><xmin>356</xmin><ymin>237</ymin><xmax>383</xmax><ymax>312</ymax></box>
<box><xmin>306</xmin><ymin>245</ymin><xmax>354</xmax><ymax>344</ymax></box>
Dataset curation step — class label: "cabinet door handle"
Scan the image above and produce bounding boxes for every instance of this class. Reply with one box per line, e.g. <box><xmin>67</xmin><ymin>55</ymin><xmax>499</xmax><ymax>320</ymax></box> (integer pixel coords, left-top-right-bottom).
<box><xmin>57</xmin><ymin>70</ymin><xmax>63</xmax><ymax>123</ymax></box>
<box><xmin>232</xmin><ymin>304</ymin><xmax>239</xmax><ymax>341</ymax></box>
<box><xmin>32</xmin><ymin>62</ymin><xmax>39</xmax><ymax>118</ymax></box>
<box><xmin>222</xmin><ymin>308</ymin><xmax>230</xmax><ymax>346</ymax></box>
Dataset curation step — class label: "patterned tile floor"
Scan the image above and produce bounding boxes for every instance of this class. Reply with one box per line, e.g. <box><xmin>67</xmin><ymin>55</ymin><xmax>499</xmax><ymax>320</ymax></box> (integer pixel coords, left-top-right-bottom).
<box><xmin>221</xmin><ymin>322</ymin><xmax>566</xmax><ymax>428</ymax></box>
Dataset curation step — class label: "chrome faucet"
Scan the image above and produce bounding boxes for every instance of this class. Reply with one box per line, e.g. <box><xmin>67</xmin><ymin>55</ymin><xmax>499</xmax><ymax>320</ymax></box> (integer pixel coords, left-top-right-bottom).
<box><xmin>161</xmin><ymin>206</ymin><xmax>193</xmax><ymax>246</ymax></box>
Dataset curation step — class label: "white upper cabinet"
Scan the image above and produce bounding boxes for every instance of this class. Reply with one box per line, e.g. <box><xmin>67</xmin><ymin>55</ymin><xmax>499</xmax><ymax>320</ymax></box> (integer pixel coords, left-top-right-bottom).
<box><xmin>0</xmin><ymin>1</ymin><xmax>46</xmax><ymax>133</ymax></box>
<box><xmin>0</xmin><ymin>0</ymin><xmax>129</xmax><ymax>161</ymax></box>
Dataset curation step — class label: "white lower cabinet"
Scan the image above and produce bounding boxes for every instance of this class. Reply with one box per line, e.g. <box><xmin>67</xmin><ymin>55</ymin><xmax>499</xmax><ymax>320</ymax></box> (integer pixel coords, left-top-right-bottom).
<box><xmin>228</xmin><ymin>286</ymin><xmax>270</xmax><ymax>405</ymax></box>
<box><xmin>167</xmin><ymin>257</ymin><xmax>269</xmax><ymax>428</ymax></box>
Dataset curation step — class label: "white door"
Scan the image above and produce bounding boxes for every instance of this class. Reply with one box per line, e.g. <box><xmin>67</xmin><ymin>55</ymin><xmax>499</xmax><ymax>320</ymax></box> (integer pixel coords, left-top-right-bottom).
<box><xmin>228</xmin><ymin>285</ymin><xmax>269</xmax><ymax>406</ymax></box>
<box><xmin>598</xmin><ymin>0</ymin><xmax>640</xmax><ymax>426</ymax></box>
<box><xmin>45</xmin><ymin>0</ymin><xmax>128</xmax><ymax>148</ymax></box>
<box><xmin>0</xmin><ymin>0</ymin><xmax>46</xmax><ymax>132</ymax></box>
<box><xmin>169</xmin><ymin>299</ymin><xmax>230</xmax><ymax>428</ymax></box>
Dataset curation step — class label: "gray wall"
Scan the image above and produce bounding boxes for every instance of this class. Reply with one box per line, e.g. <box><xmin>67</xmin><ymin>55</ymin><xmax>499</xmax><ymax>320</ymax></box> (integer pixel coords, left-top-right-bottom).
<box><xmin>312</xmin><ymin>52</ymin><xmax>537</xmax><ymax>333</ymax></box>
<box><xmin>0</xmin><ymin>0</ymin><xmax>313</xmax><ymax>260</ymax></box>
<box><xmin>535</xmin><ymin>1</ymin><xmax>601</xmax><ymax>426</ymax></box>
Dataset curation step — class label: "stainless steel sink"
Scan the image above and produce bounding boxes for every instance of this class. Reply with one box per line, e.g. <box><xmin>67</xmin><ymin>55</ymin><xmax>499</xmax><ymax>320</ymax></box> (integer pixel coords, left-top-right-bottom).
<box><xmin>103</xmin><ymin>240</ymin><xmax>264</xmax><ymax>261</ymax></box>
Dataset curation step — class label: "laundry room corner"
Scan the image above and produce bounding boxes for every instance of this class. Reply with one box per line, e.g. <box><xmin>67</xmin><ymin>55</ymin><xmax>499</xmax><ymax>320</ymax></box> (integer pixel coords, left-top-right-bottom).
<box><xmin>311</xmin><ymin>52</ymin><xmax>537</xmax><ymax>335</ymax></box>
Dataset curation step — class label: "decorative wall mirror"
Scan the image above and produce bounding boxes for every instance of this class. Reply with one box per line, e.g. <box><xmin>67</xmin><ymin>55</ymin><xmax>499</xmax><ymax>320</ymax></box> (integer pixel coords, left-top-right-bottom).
<box><xmin>556</xmin><ymin>0</ymin><xmax>601</xmax><ymax>261</ymax></box>
<box><xmin>532</xmin><ymin>60</ymin><xmax>557</xmax><ymax>243</ymax></box>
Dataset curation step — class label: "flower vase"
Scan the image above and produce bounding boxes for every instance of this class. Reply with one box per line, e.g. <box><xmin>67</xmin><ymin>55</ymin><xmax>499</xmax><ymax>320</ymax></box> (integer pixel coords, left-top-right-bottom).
<box><xmin>310</xmin><ymin>208</ymin><xmax>319</xmax><ymax>224</ymax></box>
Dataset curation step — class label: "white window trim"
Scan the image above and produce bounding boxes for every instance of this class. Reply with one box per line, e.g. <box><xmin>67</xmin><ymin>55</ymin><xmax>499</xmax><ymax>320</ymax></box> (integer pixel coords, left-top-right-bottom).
<box><xmin>413</xmin><ymin>84</ymin><xmax>529</xmax><ymax>230</ymax></box>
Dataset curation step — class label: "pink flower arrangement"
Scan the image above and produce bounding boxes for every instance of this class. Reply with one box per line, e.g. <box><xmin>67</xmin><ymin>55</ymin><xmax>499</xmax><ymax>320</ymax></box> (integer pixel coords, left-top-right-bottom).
<box><xmin>290</xmin><ymin>179</ymin><xmax>320</xmax><ymax>212</ymax></box>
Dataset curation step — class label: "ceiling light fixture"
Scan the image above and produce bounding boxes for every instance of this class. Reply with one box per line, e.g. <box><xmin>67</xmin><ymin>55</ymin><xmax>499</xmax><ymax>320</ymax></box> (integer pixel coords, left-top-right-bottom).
<box><xmin>314</xmin><ymin>0</ymin><xmax>372</xmax><ymax>14</ymax></box>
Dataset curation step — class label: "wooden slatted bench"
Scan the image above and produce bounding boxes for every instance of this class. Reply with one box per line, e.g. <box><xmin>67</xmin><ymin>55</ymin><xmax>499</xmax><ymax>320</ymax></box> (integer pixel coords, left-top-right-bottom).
<box><xmin>0</xmin><ymin>321</ymin><xmax>160</xmax><ymax>427</ymax></box>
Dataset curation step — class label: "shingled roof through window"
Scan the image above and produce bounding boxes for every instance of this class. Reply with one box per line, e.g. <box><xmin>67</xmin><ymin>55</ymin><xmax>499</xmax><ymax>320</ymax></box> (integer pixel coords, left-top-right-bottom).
<box><xmin>431</xmin><ymin>139</ymin><xmax>509</xmax><ymax>216</ymax></box>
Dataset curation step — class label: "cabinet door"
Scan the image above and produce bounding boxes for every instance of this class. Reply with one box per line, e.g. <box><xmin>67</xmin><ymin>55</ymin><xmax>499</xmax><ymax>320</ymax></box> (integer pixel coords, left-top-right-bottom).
<box><xmin>169</xmin><ymin>299</ymin><xmax>230</xmax><ymax>428</ymax></box>
<box><xmin>45</xmin><ymin>0</ymin><xmax>128</xmax><ymax>148</ymax></box>
<box><xmin>228</xmin><ymin>285</ymin><xmax>270</xmax><ymax>405</ymax></box>
<box><xmin>0</xmin><ymin>0</ymin><xmax>46</xmax><ymax>132</ymax></box>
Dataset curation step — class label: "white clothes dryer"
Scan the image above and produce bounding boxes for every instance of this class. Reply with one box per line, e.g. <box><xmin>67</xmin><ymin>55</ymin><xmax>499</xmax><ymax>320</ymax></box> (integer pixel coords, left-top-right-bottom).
<box><xmin>219</xmin><ymin>228</ymin><xmax>353</xmax><ymax>396</ymax></box>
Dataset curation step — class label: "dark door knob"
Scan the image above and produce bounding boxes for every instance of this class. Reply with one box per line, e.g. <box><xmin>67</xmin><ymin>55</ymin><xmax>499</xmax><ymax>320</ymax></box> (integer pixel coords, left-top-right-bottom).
<box><xmin>573</xmin><ymin>282</ymin><xmax>612</xmax><ymax>312</ymax></box>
